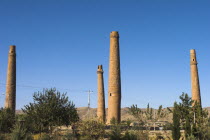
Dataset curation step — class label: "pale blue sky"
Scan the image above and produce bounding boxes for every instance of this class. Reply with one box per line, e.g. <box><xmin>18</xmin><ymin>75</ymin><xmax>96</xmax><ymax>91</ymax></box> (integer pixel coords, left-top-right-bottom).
<box><xmin>0</xmin><ymin>0</ymin><xmax>210</xmax><ymax>109</ymax></box>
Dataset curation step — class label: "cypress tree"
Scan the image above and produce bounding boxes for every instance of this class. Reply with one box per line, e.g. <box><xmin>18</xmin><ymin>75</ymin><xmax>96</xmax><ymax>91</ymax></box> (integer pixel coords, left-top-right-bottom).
<box><xmin>172</xmin><ymin>102</ymin><xmax>181</xmax><ymax>140</ymax></box>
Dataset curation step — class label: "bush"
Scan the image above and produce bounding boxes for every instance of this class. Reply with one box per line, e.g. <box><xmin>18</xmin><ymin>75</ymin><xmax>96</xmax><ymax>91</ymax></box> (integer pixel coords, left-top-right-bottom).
<box><xmin>62</xmin><ymin>132</ymin><xmax>77</xmax><ymax>140</ymax></box>
<box><xmin>79</xmin><ymin>120</ymin><xmax>105</xmax><ymax>140</ymax></box>
<box><xmin>0</xmin><ymin>108</ymin><xmax>15</xmax><ymax>133</ymax></box>
<box><xmin>0</xmin><ymin>134</ymin><xmax>5</xmax><ymax>140</ymax></box>
<box><xmin>135</xmin><ymin>130</ymin><xmax>149</xmax><ymax>140</ymax></box>
<box><xmin>38</xmin><ymin>134</ymin><xmax>51</xmax><ymax>140</ymax></box>
<box><xmin>10</xmin><ymin>122</ymin><xmax>33</xmax><ymax>140</ymax></box>
<box><xmin>122</xmin><ymin>131</ymin><xmax>138</xmax><ymax>140</ymax></box>
<box><xmin>109</xmin><ymin>124</ymin><xmax>122</xmax><ymax>140</ymax></box>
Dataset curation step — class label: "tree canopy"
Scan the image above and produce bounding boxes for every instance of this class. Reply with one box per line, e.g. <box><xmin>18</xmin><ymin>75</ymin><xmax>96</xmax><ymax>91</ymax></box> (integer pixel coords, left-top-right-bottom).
<box><xmin>22</xmin><ymin>88</ymin><xmax>79</xmax><ymax>133</ymax></box>
<box><xmin>172</xmin><ymin>93</ymin><xmax>210</xmax><ymax>140</ymax></box>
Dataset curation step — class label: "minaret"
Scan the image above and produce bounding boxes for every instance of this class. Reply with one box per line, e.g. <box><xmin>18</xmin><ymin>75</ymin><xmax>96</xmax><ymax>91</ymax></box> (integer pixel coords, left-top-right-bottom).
<box><xmin>190</xmin><ymin>49</ymin><xmax>201</xmax><ymax>106</ymax></box>
<box><xmin>107</xmin><ymin>31</ymin><xmax>121</xmax><ymax>123</ymax></box>
<box><xmin>97</xmin><ymin>65</ymin><xmax>106</xmax><ymax>123</ymax></box>
<box><xmin>5</xmin><ymin>45</ymin><xmax>16</xmax><ymax>113</ymax></box>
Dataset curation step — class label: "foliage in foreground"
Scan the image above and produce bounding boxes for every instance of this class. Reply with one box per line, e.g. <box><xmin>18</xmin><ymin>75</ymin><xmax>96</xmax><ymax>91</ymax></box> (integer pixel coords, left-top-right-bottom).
<box><xmin>128</xmin><ymin>104</ymin><xmax>168</xmax><ymax>125</ymax></box>
<box><xmin>22</xmin><ymin>88</ymin><xmax>79</xmax><ymax>133</ymax></box>
<box><xmin>79</xmin><ymin>120</ymin><xmax>105</xmax><ymax>140</ymax></box>
<box><xmin>172</xmin><ymin>102</ymin><xmax>181</xmax><ymax>140</ymax></box>
<box><xmin>171</xmin><ymin>93</ymin><xmax>210</xmax><ymax>140</ymax></box>
<box><xmin>0</xmin><ymin>108</ymin><xmax>15</xmax><ymax>133</ymax></box>
<box><xmin>0</xmin><ymin>134</ymin><xmax>5</xmax><ymax>140</ymax></box>
<box><xmin>10</xmin><ymin>122</ymin><xmax>33</xmax><ymax>140</ymax></box>
<box><xmin>109</xmin><ymin>122</ymin><xmax>122</xmax><ymax>140</ymax></box>
<box><xmin>109</xmin><ymin>118</ymin><xmax>148</xmax><ymax>140</ymax></box>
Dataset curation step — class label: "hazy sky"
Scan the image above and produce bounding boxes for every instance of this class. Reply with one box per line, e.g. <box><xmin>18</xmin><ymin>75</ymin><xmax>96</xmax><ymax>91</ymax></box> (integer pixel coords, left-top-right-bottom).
<box><xmin>0</xmin><ymin>0</ymin><xmax>210</xmax><ymax>109</ymax></box>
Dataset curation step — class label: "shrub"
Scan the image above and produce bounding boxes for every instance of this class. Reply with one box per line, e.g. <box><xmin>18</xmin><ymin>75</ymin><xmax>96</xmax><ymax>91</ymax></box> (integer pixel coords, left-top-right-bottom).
<box><xmin>122</xmin><ymin>131</ymin><xmax>138</xmax><ymax>140</ymax></box>
<box><xmin>38</xmin><ymin>134</ymin><xmax>51</xmax><ymax>140</ymax></box>
<box><xmin>10</xmin><ymin>122</ymin><xmax>33</xmax><ymax>140</ymax></box>
<box><xmin>0</xmin><ymin>134</ymin><xmax>5</xmax><ymax>140</ymax></box>
<box><xmin>79</xmin><ymin>120</ymin><xmax>105</xmax><ymax>140</ymax></box>
<box><xmin>0</xmin><ymin>108</ymin><xmax>15</xmax><ymax>133</ymax></box>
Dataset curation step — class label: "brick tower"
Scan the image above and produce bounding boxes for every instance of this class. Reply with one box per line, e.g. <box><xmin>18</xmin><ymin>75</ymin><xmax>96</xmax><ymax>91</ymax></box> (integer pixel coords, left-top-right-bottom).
<box><xmin>190</xmin><ymin>49</ymin><xmax>201</xmax><ymax>106</ymax></box>
<box><xmin>107</xmin><ymin>31</ymin><xmax>121</xmax><ymax>123</ymax></box>
<box><xmin>97</xmin><ymin>65</ymin><xmax>106</xmax><ymax>123</ymax></box>
<box><xmin>5</xmin><ymin>45</ymin><xmax>16</xmax><ymax>113</ymax></box>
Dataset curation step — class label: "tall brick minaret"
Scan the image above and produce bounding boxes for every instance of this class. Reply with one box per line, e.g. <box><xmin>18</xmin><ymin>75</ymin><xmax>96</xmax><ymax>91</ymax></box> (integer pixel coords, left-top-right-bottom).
<box><xmin>190</xmin><ymin>49</ymin><xmax>201</xmax><ymax>106</ymax></box>
<box><xmin>5</xmin><ymin>45</ymin><xmax>16</xmax><ymax>113</ymax></box>
<box><xmin>107</xmin><ymin>31</ymin><xmax>121</xmax><ymax>123</ymax></box>
<box><xmin>97</xmin><ymin>65</ymin><xmax>106</xmax><ymax>123</ymax></box>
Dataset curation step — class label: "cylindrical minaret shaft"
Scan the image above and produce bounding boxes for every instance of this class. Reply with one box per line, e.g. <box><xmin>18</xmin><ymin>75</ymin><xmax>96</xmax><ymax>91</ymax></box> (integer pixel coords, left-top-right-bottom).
<box><xmin>5</xmin><ymin>45</ymin><xmax>16</xmax><ymax>113</ymax></box>
<box><xmin>107</xmin><ymin>31</ymin><xmax>121</xmax><ymax>123</ymax></box>
<box><xmin>97</xmin><ymin>65</ymin><xmax>106</xmax><ymax>123</ymax></box>
<box><xmin>190</xmin><ymin>49</ymin><xmax>201</xmax><ymax>106</ymax></box>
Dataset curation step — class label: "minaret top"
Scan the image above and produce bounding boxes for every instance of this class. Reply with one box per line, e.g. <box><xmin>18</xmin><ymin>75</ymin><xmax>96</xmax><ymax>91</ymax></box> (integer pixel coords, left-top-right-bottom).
<box><xmin>110</xmin><ymin>31</ymin><xmax>119</xmax><ymax>38</ymax></box>
<box><xmin>190</xmin><ymin>49</ymin><xmax>197</xmax><ymax>65</ymax></box>
<box><xmin>190</xmin><ymin>49</ymin><xmax>196</xmax><ymax>54</ymax></box>
<box><xmin>9</xmin><ymin>45</ymin><xmax>16</xmax><ymax>54</ymax></box>
<box><xmin>97</xmin><ymin>65</ymin><xmax>103</xmax><ymax>73</ymax></box>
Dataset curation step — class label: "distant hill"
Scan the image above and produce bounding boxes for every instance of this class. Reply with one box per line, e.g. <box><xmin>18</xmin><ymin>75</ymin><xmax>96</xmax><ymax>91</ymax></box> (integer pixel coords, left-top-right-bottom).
<box><xmin>16</xmin><ymin>107</ymin><xmax>210</xmax><ymax>122</ymax></box>
<box><xmin>77</xmin><ymin>107</ymin><xmax>210</xmax><ymax>122</ymax></box>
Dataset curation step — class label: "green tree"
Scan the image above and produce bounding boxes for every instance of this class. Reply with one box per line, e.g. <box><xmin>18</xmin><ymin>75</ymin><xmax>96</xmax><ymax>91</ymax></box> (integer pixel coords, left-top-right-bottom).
<box><xmin>172</xmin><ymin>102</ymin><xmax>181</xmax><ymax>140</ymax></box>
<box><xmin>128</xmin><ymin>104</ymin><xmax>144</xmax><ymax>125</ymax></box>
<box><xmin>178</xmin><ymin>93</ymin><xmax>193</xmax><ymax>138</ymax></box>
<box><xmin>146</xmin><ymin>103</ymin><xmax>153</xmax><ymax>120</ymax></box>
<box><xmin>157</xmin><ymin>105</ymin><xmax>168</xmax><ymax>121</ymax></box>
<box><xmin>0</xmin><ymin>108</ymin><xmax>15</xmax><ymax>133</ymax></box>
<box><xmin>191</xmin><ymin>102</ymin><xmax>210</xmax><ymax>139</ymax></box>
<box><xmin>173</xmin><ymin>93</ymin><xmax>210</xmax><ymax>140</ymax></box>
<box><xmin>22</xmin><ymin>88</ymin><xmax>79</xmax><ymax>133</ymax></box>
